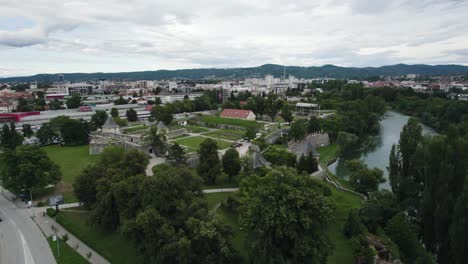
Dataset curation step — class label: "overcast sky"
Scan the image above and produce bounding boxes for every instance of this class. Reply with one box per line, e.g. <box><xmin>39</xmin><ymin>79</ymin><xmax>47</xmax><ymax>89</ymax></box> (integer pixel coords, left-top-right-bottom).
<box><xmin>1</xmin><ymin>0</ymin><xmax>468</xmax><ymax>77</ymax></box>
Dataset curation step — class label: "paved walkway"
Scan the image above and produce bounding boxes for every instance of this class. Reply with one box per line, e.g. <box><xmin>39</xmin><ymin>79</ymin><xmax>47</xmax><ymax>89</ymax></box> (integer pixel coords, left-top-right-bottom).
<box><xmin>32</xmin><ymin>208</ymin><xmax>110</xmax><ymax>264</ymax></box>
<box><xmin>146</xmin><ymin>157</ymin><xmax>166</xmax><ymax>176</ymax></box>
<box><xmin>202</xmin><ymin>188</ymin><xmax>239</xmax><ymax>193</ymax></box>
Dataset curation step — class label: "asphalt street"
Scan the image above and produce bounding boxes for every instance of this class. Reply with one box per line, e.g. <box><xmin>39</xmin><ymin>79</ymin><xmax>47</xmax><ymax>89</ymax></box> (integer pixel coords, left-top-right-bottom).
<box><xmin>0</xmin><ymin>190</ymin><xmax>56</xmax><ymax>264</ymax></box>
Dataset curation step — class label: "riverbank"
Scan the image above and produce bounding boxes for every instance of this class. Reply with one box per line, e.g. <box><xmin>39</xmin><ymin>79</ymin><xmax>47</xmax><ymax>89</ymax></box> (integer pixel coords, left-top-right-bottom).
<box><xmin>328</xmin><ymin>111</ymin><xmax>437</xmax><ymax>188</ymax></box>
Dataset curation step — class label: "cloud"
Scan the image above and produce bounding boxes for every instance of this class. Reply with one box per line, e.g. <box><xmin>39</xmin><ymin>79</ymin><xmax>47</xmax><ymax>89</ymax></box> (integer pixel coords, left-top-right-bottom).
<box><xmin>0</xmin><ymin>0</ymin><xmax>468</xmax><ymax>76</ymax></box>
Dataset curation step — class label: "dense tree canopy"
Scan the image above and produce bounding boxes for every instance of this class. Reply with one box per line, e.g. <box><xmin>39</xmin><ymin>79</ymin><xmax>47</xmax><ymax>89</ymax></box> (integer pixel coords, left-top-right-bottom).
<box><xmin>222</xmin><ymin>148</ymin><xmax>241</xmax><ymax>180</ymax></box>
<box><xmin>197</xmin><ymin>138</ymin><xmax>221</xmax><ymax>184</ymax></box>
<box><xmin>1</xmin><ymin>145</ymin><xmax>61</xmax><ymax>193</ymax></box>
<box><xmin>240</xmin><ymin>167</ymin><xmax>335</xmax><ymax>263</ymax></box>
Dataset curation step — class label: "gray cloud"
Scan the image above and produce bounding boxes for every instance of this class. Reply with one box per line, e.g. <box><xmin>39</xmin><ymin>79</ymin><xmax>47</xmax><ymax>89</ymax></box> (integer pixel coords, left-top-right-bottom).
<box><xmin>0</xmin><ymin>0</ymin><xmax>468</xmax><ymax>76</ymax></box>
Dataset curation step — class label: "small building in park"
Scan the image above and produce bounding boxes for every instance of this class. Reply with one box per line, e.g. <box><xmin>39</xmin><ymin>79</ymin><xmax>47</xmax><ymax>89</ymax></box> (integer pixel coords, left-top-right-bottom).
<box><xmin>220</xmin><ymin>109</ymin><xmax>256</xmax><ymax>120</ymax></box>
<box><xmin>101</xmin><ymin>116</ymin><xmax>120</xmax><ymax>134</ymax></box>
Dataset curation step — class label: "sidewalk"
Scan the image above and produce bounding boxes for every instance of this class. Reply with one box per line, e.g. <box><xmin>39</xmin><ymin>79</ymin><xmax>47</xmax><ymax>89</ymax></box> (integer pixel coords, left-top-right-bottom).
<box><xmin>32</xmin><ymin>208</ymin><xmax>110</xmax><ymax>264</ymax></box>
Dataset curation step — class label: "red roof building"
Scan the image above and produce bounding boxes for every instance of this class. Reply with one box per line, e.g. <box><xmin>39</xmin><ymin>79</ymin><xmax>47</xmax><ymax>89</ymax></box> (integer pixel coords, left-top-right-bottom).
<box><xmin>220</xmin><ymin>109</ymin><xmax>256</xmax><ymax>120</ymax></box>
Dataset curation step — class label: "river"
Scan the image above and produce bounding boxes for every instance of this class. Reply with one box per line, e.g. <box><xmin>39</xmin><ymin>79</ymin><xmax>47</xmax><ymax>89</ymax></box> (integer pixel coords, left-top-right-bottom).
<box><xmin>328</xmin><ymin>111</ymin><xmax>438</xmax><ymax>189</ymax></box>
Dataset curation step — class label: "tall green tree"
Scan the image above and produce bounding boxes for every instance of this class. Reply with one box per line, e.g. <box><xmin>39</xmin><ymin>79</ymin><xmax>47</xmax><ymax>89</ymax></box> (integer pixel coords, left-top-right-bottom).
<box><xmin>346</xmin><ymin>159</ymin><xmax>385</xmax><ymax>196</ymax></box>
<box><xmin>1</xmin><ymin>145</ymin><xmax>61</xmax><ymax>193</ymax></box>
<box><xmin>151</xmin><ymin>105</ymin><xmax>174</xmax><ymax>125</ymax></box>
<box><xmin>91</xmin><ymin>110</ymin><xmax>108</xmax><ymax>129</ymax></box>
<box><xmin>280</xmin><ymin>104</ymin><xmax>294</xmax><ymax>125</ymax></box>
<box><xmin>264</xmin><ymin>94</ymin><xmax>284</xmax><ymax>121</ymax></box>
<box><xmin>126</xmin><ymin>108</ymin><xmax>138</xmax><ymax>122</ymax></box>
<box><xmin>388</xmin><ymin>118</ymin><xmax>423</xmax><ymax>213</ymax></box>
<box><xmin>241</xmin><ymin>167</ymin><xmax>335</xmax><ymax>263</ymax></box>
<box><xmin>222</xmin><ymin>148</ymin><xmax>241</xmax><ymax>181</ymax></box>
<box><xmin>0</xmin><ymin>123</ymin><xmax>23</xmax><ymax>149</ymax></box>
<box><xmin>289</xmin><ymin>119</ymin><xmax>307</xmax><ymax>141</ymax></box>
<box><xmin>110</xmin><ymin>107</ymin><xmax>119</xmax><ymax>118</ymax></box>
<box><xmin>197</xmin><ymin>138</ymin><xmax>220</xmax><ymax>184</ymax></box>
<box><xmin>22</xmin><ymin>124</ymin><xmax>34</xmax><ymax>137</ymax></box>
<box><xmin>307</xmin><ymin>116</ymin><xmax>321</xmax><ymax>133</ymax></box>
<box><xmin>143</xmin><ymin>125</ymin><xmax>166</xmax><ymax>156</ymax></box>
<box><xmin>166</xmin><ymin>143</ymin><xmax>187</xmax><ymax>167</ymax></box>
<box><xmin>65</xmin><ymin>94</ymin><xmax>81</xmax><ymax>109</ymax></box>
<box><xmin>450</xmin><ymin>182</ymin><xmax>468</xmax><ymax>264</ymax></box>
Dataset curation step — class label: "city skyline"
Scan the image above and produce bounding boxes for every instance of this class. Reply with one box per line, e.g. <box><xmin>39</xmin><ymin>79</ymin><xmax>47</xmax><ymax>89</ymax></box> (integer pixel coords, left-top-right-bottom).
<box><xmin>1</xmin><ymin>0</ymin><xmax>468</xmax><ymax>77</ymax></box>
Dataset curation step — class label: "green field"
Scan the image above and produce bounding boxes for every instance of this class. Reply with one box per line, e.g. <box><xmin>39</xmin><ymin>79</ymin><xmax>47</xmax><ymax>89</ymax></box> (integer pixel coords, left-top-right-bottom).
<box><xmin>206</xmin><ymin>192</ymin><xmax>234</xmax><ymax>210</ymax></box>
<box><xmin>48</xmin><ymin>236</ymin><xmax>89</xmax><ymax>264</ymax></box>
<box><xmin>317</xmin><ymin>144</ymin><xmax>339</xmax><ymax>165</ymax></box>
<box><xmin>203</xmin><ymin>129</ymin><xmax>245</xmax><ymax>141</ymax></box>
<box><xmin>326</xmin><ymin>185</ymin><xmax>363</xmax><ymax>263</ymax></box>
<box><xmin>201</xmin><ymin>116</ymin><xmax>261</xmax><ymax>130</ymax></box>
<box><xmin>123</xmin><ymin>125</ymin><xmax>147</xmax><ymax>134</ymax></box>
<box><xmin>174</xmin><ymin>136</ymin><xmax>232</xmax><ymax>150</ymax></box>
<box><xmin>185</xmin><ymin>126</ymin><xmax>210</xmax><ymax>133</ymax></box>
<box><xmin>54</xmin><ymin>211</ymin><xmax>139</xmax><ymax>264</ymax></box>
<box><xmin>43</xmin><ymin>145</ymin><xmax>100</xmax><ymax>202</ymax></box>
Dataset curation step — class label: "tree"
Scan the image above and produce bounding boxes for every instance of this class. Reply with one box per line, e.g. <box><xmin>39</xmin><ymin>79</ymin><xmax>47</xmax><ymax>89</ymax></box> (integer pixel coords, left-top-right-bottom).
<box><xmin>22</xmin><ymin>124</ymin><xmax>33</xmax><ymax>137</ymax></box>
<box><xmin>296</xmin><ymin>152</ymin><xmax>319</xmax><ymax>174</ymax></box>
<box><xmin>1</xmin><ymin>145</ymin><xmax>61</xmax><ymax>193</ymax></box>
<box><xmin>73</xmin><ymin>164</ymin><xmax>105</xmax><ymax>209</ymax></box>
<box><xmin>197</xmin><ymin>138</ymin><xmax>221</xmax><ymax>184</ymax></box>
<box><xmin>346</xmin><ymin>159</ymin><xmax>385</xmax><ymax>196</ymax></box>
<box><xmin>244</xmin><ymin>126</ymin><xmax>257</xmax><ymax>139</ymax></box>
<box><xmin>240</xmin><ymin>167</ymin><xmax>335</xmax><ymax>263</ymax></box>
<box><xmin>388</xmin><ymin>118</ymin><xmax>423</xmax><ymax>211</ymax></box>
<box><xmin>0</xmin><ymin>123</ymin><xmax>23</xmax><ymax>149</ymax></box>
<box><xmin>65</xmin><ymin>94</ymin><xmax>81</xmax><ymax>109</ymax></box>
<box><xmin>165</xmin><ymin>143</ymin><xmax>187</xmax><ymax>167</ymax></box>
<box><xmin>90</xmin><ymin>110</ymin><xmax>108</xmax><ymax>130</ymax></box>
<box><xmin>114</xmin><ymin>96</ymin><xmax>128</xmax><ymax>105</ymax></box>
<box><xmin>307</xmin><ymin>116</ymin><xmax>321</xmax><ymax>133</ymax></box>
<box><xmin>264</xmin><ymin>94</ymin><xmax>284</xmax><ymax>121</ymax></box>
<box><xmin>263</xmin><ymin>146</ymin><xmax>296</xmax><ymax>167</ymax></box>
<box><xmin>151</xmin><ymin>105</ymin><xmax>173</xmax><ymax>125</ymax></box>
<box><xmin>385</xmin><ymin>212</ymin><xmax>425</xmax><ymax>264</ymax></box>
<box><xmin>280</xmin><ymin>104</ymin><xmax>293</xmax><ymax>124</ymax></box>
<box><xmin>450</xmin><ymin>182</ymin><xmax>468</xmax><ymax>264</ymax></box>
<box><xmin>343</xmin><ymin>209</ymin><xmax>366</xmax><ymax>238</ymax></box>
<box><xmin>222</xmin><ymin>148</ymin><xmax>241</xmax><ymax>181</ymax></box>
<box><xmin>289</xmin><ymin>119</ymin><xmax>307</xmax><ymax>141</ymax></box>
<box><xmin>126</xmin><ymin>108</ymin><xmax>138</xmax><ymax>122</ymax></box>
<box><xmin>143</xmin><ymin>125</ymin><xmax>166</xmax><ymax>156</ymax></box>
<box><xmin>50</xmin><ymin>116</ymin><xmax>89</xmax><ymax>145</ymax></box>
<box><xmin>336</xmin><ymin>131</ymin><xmax>359</xmax><ymax>154</ymax></box>
<box><xmin>110</xmin><ymin>108</ymin><xmax>119</xmax><ymax>118</ymax></box>
<box><xmin>359</xmin><ymin>190</ymin><xmax>400</xmax><ymax>233</ymax></box>
<box><xmin>36</xmin><ymin>123</ymin><xmax>60</xmax><ymax>145</ymax></box>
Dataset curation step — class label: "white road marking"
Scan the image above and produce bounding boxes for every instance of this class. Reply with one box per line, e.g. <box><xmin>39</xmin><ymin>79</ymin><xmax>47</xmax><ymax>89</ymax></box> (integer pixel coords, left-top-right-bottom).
<box><xmin>0</xmin><ymin>208</ymin><xmax>35</xmax><ymax>264</ymax></box>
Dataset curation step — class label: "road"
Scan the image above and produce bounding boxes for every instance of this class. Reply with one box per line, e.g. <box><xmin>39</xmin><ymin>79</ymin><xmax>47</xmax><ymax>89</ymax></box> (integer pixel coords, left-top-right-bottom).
<box><xmin>0</xmin><ymin>190</ymin><xmax>56</xmax><ymax>264</ymax></box>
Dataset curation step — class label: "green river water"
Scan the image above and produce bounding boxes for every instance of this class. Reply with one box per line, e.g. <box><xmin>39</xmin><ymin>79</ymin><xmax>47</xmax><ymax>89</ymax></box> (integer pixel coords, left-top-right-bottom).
<box><xmin>328</xmin><ymin>111</ymin><xmax>438</xmax><ymax>189</ymax></box>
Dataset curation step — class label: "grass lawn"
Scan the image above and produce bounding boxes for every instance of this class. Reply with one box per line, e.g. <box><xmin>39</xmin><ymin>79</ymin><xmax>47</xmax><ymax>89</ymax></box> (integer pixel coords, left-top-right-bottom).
<box><xmin>54</xmin><ymin>211</ymin><xmax>139</xmax><ymax>264</ymax></box>
<box><xmin>201</xmin><ymin>116</ymin><xmax>261</xmax><ymax>130</ymax></box>
<box><xmin>123</xmin><ymin>125</ymin><xmax>147</xmax><ymax>134</ymax></box>
<box><xmin>317</xmin><ymin>143</ymin><xmax>339</xmax><ymax>165</ymax></box>
<box><xmin>217</xmin><ymin>207</ymin><xmax>248</xmax><ymax>260</ymax></box>
<box><xmin>47</xmin><ymin>236</ymin><xmax>89</xmax><ymax>264</ymax></box>
<box><xmin>174</xmin><ymin>136</ymin><xmax>232</xmax><ymax>150</ymax></box>
<box><xmin>43</xmin><ymin>145</ymin><xmax>100</xmax><ymax>202</ymax></box>
<box><xmin>185</xmin><ymin>126</ymin><xmax>210</xmax><ymax>133</ymax></box>
<box><xmin>202</xmin><ymin>129</ymin><xmax>245</xmax><ymax>141</ymax></box>
<box><xmin>326</xmin><ymin>184</ymin><xmax>363</xmax><ymax>264</ymax></box>
<box><xmin>206</xmin><ymin>192</ymin><xmax>233</xmax><ymax>209</ymax></box>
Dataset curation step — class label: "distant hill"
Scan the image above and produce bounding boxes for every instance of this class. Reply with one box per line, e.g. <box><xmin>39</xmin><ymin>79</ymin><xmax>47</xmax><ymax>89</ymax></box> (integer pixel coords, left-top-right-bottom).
<box><xmin>2</xmin><ymin>64</ymin><xmax>468</xmax><ymax>82</ymax></box>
